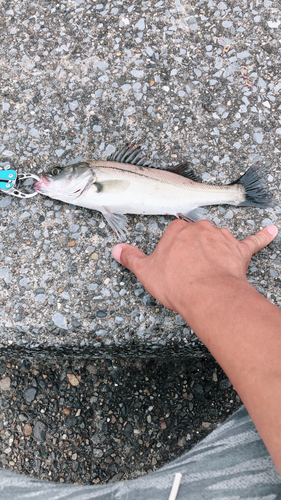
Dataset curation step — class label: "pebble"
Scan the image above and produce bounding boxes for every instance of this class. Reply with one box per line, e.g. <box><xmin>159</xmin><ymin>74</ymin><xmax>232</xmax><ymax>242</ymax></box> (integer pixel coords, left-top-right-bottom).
<box><xmin>202</xmin><ymin>422</ymin><xmax>211</xmax><ymax>429</ymax></box>
<box><xmin>66</xmin><ymin>417</ymin><xmax>77</xmax><ymax>429</ymax></box>
<box><xmin>96</xmin><ymin>310</ymin><xmax>107</xmax><ymax>318</ymax></box>
<box><xmin>253</xmin><ymin>132</ymin><xmax>264</xmax><ymax>144</ymax></box>
<box><xmin>222</xmin><ymin>21</ymin><xmax>232</xmax><ymax>28</ymax></box>
<box><xmin>67</xmin><ymin>374</ymin><xmax>80</xmax><ymax>387</ymax></box>
<box><xmin>135</xmin><ymin>18</ymin><xmax>145</xmax><ymax>30</ymax></box>
<box><xmin>24</xmin><ymin>387</ymin><xmax>37</xmax><ymax>403</ymax></box>
<box><xmin>24</xmin><ymin>424</ymin><xmax>33</xmax><ymax>436</ymax></box>
<box><xmin>262</xmin><ymin>218</ymin><xmax>273</xmax><ymax>227</ymax></box>
<box><xmin>33</xmin><ymin>421</ymin><xmax>47</xmax><ymax>441</ymax></box>
<box><xmin>52</xmin><ymin>313</ymin><xmax>67</xmax><ymax>330</ymax></box>
<box><xmin>72</xmin><ymin>319</ymin><xmax>81</xmax><ymax>328</ymax></box>
<box><xmin>268</xmin><ymin>21</ymin><xmax>280</xmax><ymax>28</ymax></box>
<box><xmin>0</xmin><ymin>364</ymin><xmax>6</xmax><ymax>375</ymax></box>
<box><xmin>0</xmin><ymin>198</ymin><xmax>11</xmax><ymax>208</ymax></box>
<box><xmin>225</xmin><ymin>210</ymin><xmax>234</xmax><ymax>219</ymax></box>
<box><xmin>219</xmin><ymin>378</ymin><xmax>232</xmax><ymax>389</ymax></box>
<box><xmin>0</xmin><ymin>377</ymin><xmax>11</xmax><ymax>391</ymax></box>
<box><xmin>124</xmin><ymin>423</ymin><xmax>133</xmax><ymax>438</ymax></box>
<box><xmin>29</xmin><ymin>128</ymin><xmax>40</xmax><ymax>138</ymax></box>
<box><xmin>86</xmin><ymin>365</ymin><xmax>97</xmax><ymax>374</ymax></box>
<box><xmin>237</xmin><ymin>51</ymin><xmax>251</xmax><ymax>59</ymax></box>
<box><xmin>91</xmin><ymin>253</ymin><xmax>99</xmax><ymax>260</ymax></box>
<box><xmin>178</xmin><ymin>436</ymin><xmax>185</xmax><ymax>447</ymax></box>
<box><xmin>135</xmin><ymin>223</ymin><xmax>146</xmax><ymax>232</ymax></box>
<box><xmin>0</xmin><ymin>269</ymin><xmax>10</xmax><ymax>278</ymax></box>
<box><xmin>218</xmin><ymin>1</ymin><xmax>227</xmax><ymax>9</ymax></box>
<box><xmin>193</xmin><ymin>384</ymin><xmax>203</xmax><ymax>395</ymax></box>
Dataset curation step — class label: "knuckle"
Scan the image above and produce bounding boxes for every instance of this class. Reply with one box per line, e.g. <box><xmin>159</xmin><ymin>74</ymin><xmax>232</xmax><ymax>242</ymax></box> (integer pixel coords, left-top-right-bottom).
<box><xmin>255</xmin><ymin>235</ymin><xmax>267</xmax><ymax>251</ymax></box>
<box><xmin>251</xmin><ymin>235</ymin><xmax>259</xmax><ymax>245</ymax></box>
<box><xmin>169</xmin><ymin>219</ymin><xmax>188</xmax><ymax>232</ymax></box>
<box><xmin>250</xmin><ymin>234</ymin><xmax>264</xmax><ymax>249</ymax></box>
<box><xmin>240</xmin><ymin>241</ymin><xmax>251</xmax><ymax>255</ymax></box>
<box><xmin>121</xmin><ymin>247</ymin><xmax>136</xmax><ymax>266</ymax></box>
<box><xmin>220</xmin><ymin>227</ymin><xmax>232</xmax><ymax>237</ymax></box>
<box><xmin>172</xmin><ymin>219</ymin><xmax>187</xmax><ymax>228</ymax></box>
<box><xmin>196</xmin><ymin>220</ymin><xmax>213</xmax><ymax>230</ymax></box>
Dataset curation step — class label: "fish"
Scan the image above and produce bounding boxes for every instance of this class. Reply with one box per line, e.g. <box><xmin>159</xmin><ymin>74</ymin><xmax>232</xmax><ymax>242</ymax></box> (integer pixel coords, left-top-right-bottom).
<box><xmin>33</xmin><ymin>144</ymin><xmax>274</xmax><ymax>239</ymax></box>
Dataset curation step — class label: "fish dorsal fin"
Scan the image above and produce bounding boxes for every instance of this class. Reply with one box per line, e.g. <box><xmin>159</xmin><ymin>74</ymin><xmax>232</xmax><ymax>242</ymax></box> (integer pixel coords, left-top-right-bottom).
<box><xmin>166</xmin><ymin>161</ymin><xmax>201</xmax><ymax>182</ymax></box>
<box><xmin>108</xmin><ymin>145</ymin><xmax>201</xmax><ymax>182</ymax></box>
<box><xmin>108</xmin><ymin>144</ymin><xmax>153</xmax><ymax>167</ymax></box>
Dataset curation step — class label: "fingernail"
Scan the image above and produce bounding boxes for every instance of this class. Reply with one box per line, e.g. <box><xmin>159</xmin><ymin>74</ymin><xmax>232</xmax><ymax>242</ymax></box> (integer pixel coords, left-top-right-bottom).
<box><xmin>112</xmin><ymin>245</ymin><xmax>122</xmax><ymax>263</ymax></box>
<box><xmin>266</xmin><ymin>225</ymin><xmax>278</xmax><ymax>236</ymax></box>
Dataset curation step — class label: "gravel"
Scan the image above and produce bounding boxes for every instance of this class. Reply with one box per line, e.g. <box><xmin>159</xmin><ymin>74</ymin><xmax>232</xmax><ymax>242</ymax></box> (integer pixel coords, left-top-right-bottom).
<box><xmin>0</xmin><ymin>355</ymin><xmax>241</xmax><ymax>484</ymax></box>
<box><xmin>0</xmin><ymin>0</ymin><xmax>280</xmax><ymax>354</ymax></box>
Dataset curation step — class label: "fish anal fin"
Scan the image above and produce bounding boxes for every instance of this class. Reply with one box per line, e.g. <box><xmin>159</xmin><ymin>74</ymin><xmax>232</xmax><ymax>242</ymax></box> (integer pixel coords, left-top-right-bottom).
<box><xmin>177</xmin><ymin>208</ymin><xmax>208</xmax><ymax>223</ymax></box>
<box><xmin>166</xmin><ymin>162</ymin><xmax>201</xmax><ymax>182</ymax></box>
<box><xmin>102</xmin><ymin>207</ymin><xmax>128</xmax><ymax>240</ymax></box>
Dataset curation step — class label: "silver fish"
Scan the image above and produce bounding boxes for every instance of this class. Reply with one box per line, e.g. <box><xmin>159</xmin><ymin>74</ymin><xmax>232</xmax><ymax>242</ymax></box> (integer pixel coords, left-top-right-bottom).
<box><xmin>33</xmin><ymin>144</ymin><xmax>274</xmax><ymax>239</ymax></box>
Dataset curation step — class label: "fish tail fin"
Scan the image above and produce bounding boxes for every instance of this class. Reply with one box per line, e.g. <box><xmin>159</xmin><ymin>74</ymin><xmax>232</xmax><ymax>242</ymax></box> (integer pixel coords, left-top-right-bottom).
<box><xmin>232</xmin><ymin>164</ymin><xmax>275</xmax><ymax>208</ymax></box>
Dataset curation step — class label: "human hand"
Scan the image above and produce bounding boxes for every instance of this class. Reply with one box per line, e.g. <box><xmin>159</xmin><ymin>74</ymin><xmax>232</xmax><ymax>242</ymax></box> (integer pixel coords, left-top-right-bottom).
<box><xmin>112</xmin><ymin>220</ymin><xmax>278</xmax><ymax>315</ymax></box>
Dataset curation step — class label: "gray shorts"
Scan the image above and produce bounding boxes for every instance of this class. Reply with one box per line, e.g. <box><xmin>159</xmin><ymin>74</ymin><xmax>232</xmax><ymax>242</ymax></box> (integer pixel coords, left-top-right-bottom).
<box><xmin>1</xmin><ymin>405</ymin><xmax>280</xmax><ymax>499</ymax></box>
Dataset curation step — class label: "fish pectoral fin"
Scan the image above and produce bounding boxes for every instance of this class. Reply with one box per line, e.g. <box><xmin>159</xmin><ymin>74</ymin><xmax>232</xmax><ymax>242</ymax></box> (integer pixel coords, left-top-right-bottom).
<box><xmin>94</xmin><ymin>180</ymin><xmax>130</xmax><ymax>194</ymax></box>
<box><xmin>177</xmin><ymin>208</ymin><xmax>208</xmax><ymax>223</ymax></box>
<box><xmin>102</xmin><ymin>207</ymin><xmax>128</xmax><ymax>240</ymax></box>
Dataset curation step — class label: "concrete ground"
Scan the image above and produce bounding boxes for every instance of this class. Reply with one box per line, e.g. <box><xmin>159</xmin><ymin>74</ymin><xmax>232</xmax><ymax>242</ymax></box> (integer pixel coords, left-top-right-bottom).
<box><xmin>0</xmin><ymin>0</ymin><xmax>280</xmax><ymax>485</ymax></box>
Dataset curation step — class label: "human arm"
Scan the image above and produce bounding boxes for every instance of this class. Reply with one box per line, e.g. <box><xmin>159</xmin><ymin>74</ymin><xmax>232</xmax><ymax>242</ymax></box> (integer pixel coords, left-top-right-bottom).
<box><xmin>112</xmin><ymin>220</ymin><xmax>281</xmax><ymax>473</ymax></box>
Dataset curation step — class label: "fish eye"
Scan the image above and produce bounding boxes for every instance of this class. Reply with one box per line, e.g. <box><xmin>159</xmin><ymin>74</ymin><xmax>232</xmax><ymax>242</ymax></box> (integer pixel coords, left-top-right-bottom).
<box><xmin>51</xmin><ymin>167</ymin><xmax>62</xmax><ymax>176</ymax></box>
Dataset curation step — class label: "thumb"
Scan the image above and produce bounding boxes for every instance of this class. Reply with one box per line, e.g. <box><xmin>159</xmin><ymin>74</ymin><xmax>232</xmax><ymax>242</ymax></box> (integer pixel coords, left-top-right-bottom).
<box><xmin>112</xmin><ymin>243</ymin><xmax>147</xmax><ymax>274</ymax></box>
<box><xmin>242</xmin><ymin>225</ymin><xmax>278</xmax><ymax>256</ymax></box>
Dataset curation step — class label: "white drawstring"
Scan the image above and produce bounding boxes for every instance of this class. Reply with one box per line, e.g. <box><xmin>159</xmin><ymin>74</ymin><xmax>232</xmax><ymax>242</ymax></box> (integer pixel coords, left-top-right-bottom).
<box><xmin>168</xmin><ymin>472</ymin><xmax>182</xmax><ymax>500</ymax></box>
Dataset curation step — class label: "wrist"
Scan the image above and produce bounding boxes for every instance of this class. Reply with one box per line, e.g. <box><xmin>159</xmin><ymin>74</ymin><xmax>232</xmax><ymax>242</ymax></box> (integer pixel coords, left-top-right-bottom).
<box><xmin>178</xmin><ymin>276</ymin><xmax>281</xmax><ymax>372</ymax></box>
<box><xmin>176</xmin><ymin>275</ymin><xmax>249</xmax><ymax>333</ymax></box>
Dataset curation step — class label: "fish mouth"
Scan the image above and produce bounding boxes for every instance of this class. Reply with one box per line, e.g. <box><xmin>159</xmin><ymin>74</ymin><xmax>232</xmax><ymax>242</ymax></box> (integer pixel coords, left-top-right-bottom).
<box><xmin>33</xmin><ymin>174</ymin><xmax>51</xmax><ymax>192</ymax></box>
